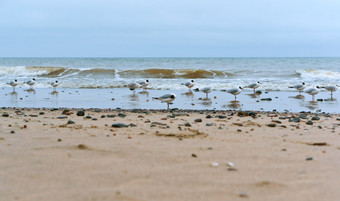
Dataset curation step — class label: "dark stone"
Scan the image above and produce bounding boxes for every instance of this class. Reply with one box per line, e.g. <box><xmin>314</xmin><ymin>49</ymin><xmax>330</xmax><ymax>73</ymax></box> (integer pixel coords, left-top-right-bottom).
<box><xmin>194</xmin><ymin>119</ymin><xmax>202</xmax><ymax>122</ymax></box>
<box><xmin>206</xmin><ymin>123</ymin><xmax>213</xmax><ymax>126</ymax></box>
<box><xmin>112</xmin><ymin>123</ymin><xmax>129</xmax><ymax>128</ymax></box>
<box><xmin>237</xmin><ymin>111</ymin><xmax>249</xmax><ymax>116</ymax></box>
<box><xmin>311</xmin><ymin>116</ymin><xmax>320</xmax><ymax>121</ymax></box>
<box><xmin>260</xmin><ymin>98</ymin><xmax>272</xmax><ymax>101</ymax></box>
<box><xmin>107</xmin><ymin>114</ymin><xmax>116</xmax><ymax>118</ymax></box>
<box><xmin>92</xmin><ymin>118</ymin><xmax>97</xmax><ymax>121</ymax></box>
<box><xmin>51</xmin><ymin>108</ymin><xmax>59</xmax><ymax>111</ymax></box>
<box><xmin>306</xmin><ymin>157</ymin><xmax>313</xmax><ymax>161</ymax></box>
<box><xmin>217</xmin><ymin>115</ymin><xmax>227</xmax><ymax>119</ymax></box>
<box><xmin>184</xmin><ymin>123</ymin><xmax>192</xmax><ymax>127</ymax></box>
<box><xmin>57</xmin><ymin>116</ymin><xmax>68</xmax><ymax>119</ymax></box>
<box><xmin>306</xmin><ymin>121</ymin><xmax>313</xmax><ymax>125</ymax></box>
<box><xmin>76</xmin><ymin>111</ymin><xmax>85</xmax><ymax>116</ymax></box>
<box><xmin>84</xmin><ymin>115</ymin><xmax>92</xmax><ymax>119</ymax></box>
<box><xmin>2</xmin><ymin>113</ymin><xmax>9</xmax><ymax>117</ymax></box>
<box><xmin>62</xmin><ymin>110</ymin><xmax>70</xmax><ymax>115</ymax></box>
<box><xmin>289</xmin><ymin>118</ymin><xmax>300</xmax><ymax>122</ymax></box>
<box><xmin>206</xmin><ymin>115</ymin><xmax>213</xmax><ymax>119</ymax></box>
<box><xmin>67</xmin><ymin>120</ymin><xmax>75</xmax><ymax>124</ymax></box>
<box><xmin>10</xmin><ymin>130</ymin><xmax>15</xmax><ymax>134</ymax></box>
<box><xmin>267</xmin><ymin>123</ymin><xmax>276</xmax><ymax>127</ymax></box>
<box><xmin>28</xmin><ymin>114</ymin><xmax>38</xmax><ymax>117</ymax></box>
<box><xmin>299</xmin><ymin>115</ymin><xmax>308</xmax><ymax>119</ymax></box>
<box><xmin>129</xmin><ymin>123</ymin><xmax>137</xmax><ymax>127</ymax></box>
<box><xmin>39</xmin><ymin>112</ymin><xmax>45</xmax><ymax>115</ymax></box>
<box><xmin>117</xmin><ymin>113</ymin><xmax>127</xmax><ymax>118</ymax></box>
<box><xmin>317</xmin><ymin>99</ymin><xmax>323</xmax><ymax>102</ymax></box>
<box><xmin>248</xmin><ymin>112</ymin><xmax>256</xmax><ymax>117</ymax></box>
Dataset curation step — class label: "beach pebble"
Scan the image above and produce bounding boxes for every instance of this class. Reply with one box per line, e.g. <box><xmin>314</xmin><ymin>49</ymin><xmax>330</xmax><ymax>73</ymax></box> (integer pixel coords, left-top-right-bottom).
<box><xmin>129</xmin><ymin>123</ymin><xmax>137</xmax><ymax>127</ymax></box>
<box><xmin>76</xmin><ymin>111</ymin><xmax>85</xmax><ymax>116</ymax></box>
<box><xmin>306</xmin><ymin>121</ymin><xmax>313</xmax><ymax>125</ymax></box>
<box><xmin>84</xmin><ymin>115</ymin><xmax>92</xmax><ymax>119</ymax></box>
<box><xmin>10</xmin><ymin>130</ymin><xmax>15</xmax><ymax>134</ymax></box>
<box><xmin>62</xmin><ymin>110</ymin><xmax>70</xmax><ymax>115</ymax></box>
<box><xmin>206</xmin><ymin>115</ymin><xmax>213</xmax><ymax>119</ymax></box>
<box><xmin>92</xmin><ymin>118</ymin><xmax>97</xmax><ymax>121</ymax></box>
<box><xmin>2</xmin><ymin>113</ymin><xmax>9</xmax><ymax>117</ymax></box>
<box><xmin>39</xmin><ymin>112</ymin><xmax>45</xmax><ymax>115</ymax></box>
<box><xmin>57</xmin><ymin>139</ymin><xmax>62</xmax><ymax>142</ymax></box>
<box><xmin>107</xmin><ymin>114</ymin><xmax>116</xmax><ymax>118</ymax></box>
<box><xmin>118</xmin><ymin>113</ymin><xmax>127</xmax><ymax>118</ymax></box>
<box><xmin>306</xmin><ymin>157</ymin><xmax>313</xmax><ymax>161</ymax></box>
<box><xmin>289</xmin><ymin>118</ymin><xmax>300</xmax><ymax>123</ymax></box>
<box><xmin>28</xmin><ymin>114</ymin><xmax>38</xmax><ymax>117</ymax></box>
<box><xmin>261</xmin><ymin>98</ymin><xmax>272</xmax><ymax>101</ymax></box>
<box><xmin>67</xmin><ymin>120</ymin><xmax>75</xmax><ymax>124</ymax></box>
<box><xmin>184</xmin><ymin>123</ymin><xmax>191</xmax><ymax>127</ymax></box>
<box><xmin>267</xmin><ymin>123</ymin><xmax>276</xmax><ymax>127</ymax></box>
<box><xmin>57</xmin><ymin>116</ymin><xmax>68</xmax><ymax>119</ymax></box>
<box><xmin>112</xmin><ymin>123</ymin><xmax>129</xmax><ymax>128</ymax></box>
<box><xmin>227</xmin><ymin>167</ymin><xmax>238</xmax><ymax>171</ymax></box>
<box><xmin>239</xmin><ymin>193</ymin><xmax>249</xmax><ymax>198</ymax></box>
<box><xmin>311</xmin><ymin>116</ymin><xmax>320</xmax><ymax>121</ymax></box>
<box><xmin>191</xmin><ymin>153</ymin><xmax>197</xmax><ymax>158</ymax></box>
<box><xmin>210</xmin><ymin>162</ymin><xmax>219</xmax><ymax>167</ymax></box>
<box><xmin>206</xmin><ymin>123</ymin><xmax>213</xmax><ymax>126</ymax></box>
<box><xmin>194</xmin><ymin>118</ymin><xmax>202</xmax><ymax>122</ymax></box>
<box><xmin>226</xmin><ymin>162</ymin><xmax>234</xmax><ymax>167</ymax></box>
<box><xmin>218</xmin><ymin>115</ymin><xmax>227</xmax><ymax>119</ymax></box>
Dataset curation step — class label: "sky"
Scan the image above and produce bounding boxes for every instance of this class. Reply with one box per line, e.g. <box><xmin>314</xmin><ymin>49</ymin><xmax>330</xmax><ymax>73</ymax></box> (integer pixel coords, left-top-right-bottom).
<box><xmin>1</xmin><ymin>0</ymin><xmax>340</xmax><ymax>57</ymax></box>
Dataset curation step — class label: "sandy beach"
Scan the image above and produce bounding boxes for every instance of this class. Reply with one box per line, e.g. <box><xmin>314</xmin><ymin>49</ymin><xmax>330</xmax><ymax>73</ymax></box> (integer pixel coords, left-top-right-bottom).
<box><xmin>1</xmin><ymin>108</ymin><xmax>340</xmax><ymax>201</ymax></box>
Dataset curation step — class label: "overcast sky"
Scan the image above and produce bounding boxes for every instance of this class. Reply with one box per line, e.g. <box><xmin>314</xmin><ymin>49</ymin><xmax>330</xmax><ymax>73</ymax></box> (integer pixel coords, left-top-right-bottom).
<box><xmin>1</xmin><ymin>0</ymin><xmax>340</xmax><ymax>57</ymax></box>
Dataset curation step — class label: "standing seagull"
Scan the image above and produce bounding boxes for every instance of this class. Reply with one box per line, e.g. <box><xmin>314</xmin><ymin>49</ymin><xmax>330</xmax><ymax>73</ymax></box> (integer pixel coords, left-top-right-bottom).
<box><xmin>245</xmin><ymin>82</ymin><xmax>260</xmax><ymax>94</ymax></box>
<box><xmin>26</xmin><ymin>78</ymin><xmax>36</xmax><ymax>90</ymax></box>
<box><xmin>305</xmin><ymin>87</ymin><xmax>319</xmax><ymax>101</ymax></box>
<box><xmin>227</xmin><ymin>86</ymin><xmax>243</xmax><ymax>100</ymax></box>
<box><xmin>152</xmin><ymin>93</ymin><xmax>176</xmax><ymax>110</ymax></box>
<box><xmin>127</xmin><ymin>82</ymin><xmax>139</xmax><ymax>92</ymax></box>
<box><xmin>201</xmin><ymin>87</ymin><xmax>212</xmax><ymax>99</ymax></box>
<box><xmin>51</xmin><ymin>80</ymin><xmax>59</xmax><ymax>92</ymax></box>
<box><xmin>289</xmin><ymin>82</ymin><xmax>305</xmax><ymax>94</ymax></box>
<box><xmin>321</xmin><ymin>85</ymin><xmax>337</xmax><ymax>99</ymax></box>
<box><xmin>182</xmin><ymin>80</ymin><xmax>195</xmax><ymax>90</ymax></box>
<box><xmin>137</xmin><ymin>80</ymin><xmax>149</xmax><ymax>90</ymax></box>
<box><xmin>7</xmin><ymin>79</ymin><xmax>18</xmax><ymax>91</ymax></box>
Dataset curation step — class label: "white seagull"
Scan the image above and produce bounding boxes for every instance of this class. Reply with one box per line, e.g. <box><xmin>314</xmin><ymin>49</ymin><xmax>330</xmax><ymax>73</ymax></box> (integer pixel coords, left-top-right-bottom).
<box><xmin>305</xmin><ymin>87</ymin><xmax>319</xmax><ymax>101</ymax></box>
<box><xmin>201</xmin><ymin>87</ymin><xmax>212</xmax><ymax>99</ymax></box>
<box><xmin>137</xmin><ymin>80</ymin><xmax>149</xmax><ymax>90</ymax></box>
<box><xmin>245</xmin><ymin>82</ymin><xmax>260</xmax><ymax>93</ymax></box>
<box><xmin>152</xmin><ymin>93</ymin><xmax>176</xmax><ymax>110</ymax></box>
<box><xmin>127</xmin><ymin>82</ymin><xmax>139</xmax><ymax>92</ymax></box>
<box><xmin>289</xmin><ymin>82</ymin><xmax>305</xmax><ymax>94</ymax></box>
<box><xmin>7</xmin><ymin>79</ymin><xmax>18</xmax><ymax>91</ymax></box>
<box><xmin>26</xmin><ymin>78</ymin><xmax>36</xmax><ymax>90</ymax></box>
<box><xmin>182</xmin><ymin>80</ymin><xmax>195</xmax><ymax>89</ymax></box>
<box><xmin>51</xmin><ymin>80</ymin><xmax>59</xmax><ymax>92</ymax></box>
<box><xmin>321</xmin><ymin>85</ymin><xmax>337</xmax><ymax>99</ymax></box>
<box><xmin>227</xmin><ymin>86</ymin><xmax>243</xmax><ymax>100</ymax></box>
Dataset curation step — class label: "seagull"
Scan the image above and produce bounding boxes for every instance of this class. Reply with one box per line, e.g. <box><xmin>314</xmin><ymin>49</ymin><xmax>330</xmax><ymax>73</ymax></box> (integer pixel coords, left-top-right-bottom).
<box><xmin>245</xmin><ymin>82</ymin><xmax>260</xmax><ymax>93</ymax></box>
<box><xmin>227</xmin><ymin>86</ymin><xmax>243</xmax><ymax>100</ymax></box>
<box><xmin>7</xmin><ymin>79</ymin><xmax>18</xmax><ymax>91</ymax></box>
<box><xmin>152</xmin><ymin>93</ymin><xmax>176</xmax><ymax>110</ymax></box>
<box><xmin>320</xmin><ymin>85</ymin><xmax>337</xmax><ymax>99</ymax></box>
<box><xmin>289</xmin><ymin>82</ymin><xmax>305</xmax><ymax>94</ymax></box>
<box><xmin>50</xmin><ymin>80</ymin><xmax>59</xmax><ymax>92</ymax></box>
<box><xmin>137</xmin><ymin>80</ymin><xmax>149</xmax><ymax>90</ymax></box>
<box><xmin>201</xmin><ymin>87</ymin><xmax>212</xmax><ymax>99</ymax></box>
<box><xmin>305</xmin><ymin>87</ymin><xmax>319</xmax><ymax>101</ymax></box>
<box><xmin>182</xmin><ymin>80</ymin><xmax>195</xmax><ymax>89</ymax></box>
<box><xmin>127</xmin><ymin>82</ymin><xmax>139</xmax><ymax>92</ymax></box>
<box><xmin>26</xmin><ymin>78</ymin><xmax>36</xmax><ymax>90</ymax></box>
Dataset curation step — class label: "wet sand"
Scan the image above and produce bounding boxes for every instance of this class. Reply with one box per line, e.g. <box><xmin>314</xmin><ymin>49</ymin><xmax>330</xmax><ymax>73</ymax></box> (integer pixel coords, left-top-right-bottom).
<box><xmin>1</xmin><ymin>108</ymin><xmax>340</xmax><ymax>201</ymax></box>
<box><xmin>0</xmin><ymin>87</ymin><xmax>339</xmax><ymax>112</ymax></box>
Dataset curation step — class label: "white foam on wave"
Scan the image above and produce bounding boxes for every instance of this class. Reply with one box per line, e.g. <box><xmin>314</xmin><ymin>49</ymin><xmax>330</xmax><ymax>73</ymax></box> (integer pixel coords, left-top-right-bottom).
<box><xmin>0</xmin><ymin>66</ymin><xmax>50</xmax><ymax>77</ymax></box>
<box><xmin>297</xmin><ymin>69</ymin><xmax>340</xmax><ymax>80</ymax></box>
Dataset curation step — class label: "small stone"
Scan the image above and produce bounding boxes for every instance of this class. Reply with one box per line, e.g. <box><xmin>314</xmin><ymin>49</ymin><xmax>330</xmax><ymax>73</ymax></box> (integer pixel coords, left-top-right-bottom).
<box><xmin>107</xmin><ymin>114</ymin><xmax>116</xmax><ymax>118</ymax></box>
<box><xmin>267</xmin><ymin>123</ymin><xmax>276</xmax><ymax>127</ymax></box>
<box><xmin>206</xmin><ymin>115</ymin><xmax>213</xmax><ymax>119</ymax></box>
<box><xmin>92</xmin><ymin>118</ymin><xmax>97</xmax><ymax>121</ymax></box>
<box><xmin>67</xmin><ymin>120</ymin><xmax>75</xmax><ymax>124</ymax></box>
<box><xmin>194</xmin><ymin>119</ymin><xmax>202</xmax><ymax>122</ymax></box>
<box><xmin>117</xmin><ymin>113</ymin><xmax>127</xmax><ymax>118</ymax></box>
<box><xmin>289</xmin><ymin>118</ymin><xmax>300</xmax><ymax>122</ymax></box>
<box><xmin>62</xmin><ymin>110</ymin><xmax>70</xmax><ymax>115</ymax></box>
<box><xmin>84</xmin><ymin>115</ymin><xmax>92</xmax><ymax>119</ymax></box>
<box><xmin>112</xmin><ymin>123</ymin><xmax>129</xmax><ymax>128</ymax></box>
<box><xmin>57</xmin><ymin>116</ymin><xmax>68</xmax><ymax>119</ymax></box>
<box><xmin>311</xmin><ymin>116</ymin><xmax>320</xmax><ymax>121</ymax></box>
<box><xmin>239</xmin><ymin>193</ymin><xmax>248</xmax><ymax>198</ymax></box>
<box><xmin>306</xmin><ymin>121</ymin><xmax>313</xmax><ymax>125</ymax></box>
<box><xmin>57</xmin><ymin>139</ymin><xmax>62</xmax><ymax>142</ymax></box>
<box><xmin>76</xmin><ymin>111</ymin><xmax>85</xmax><ymax>116</ymax></box>
<box><xmin>129</xmin><ymin>123</ymin><xmax>137</xmax><ymax>127</ymax></box>
<box><xmin>206</xmin><ymin>123</ymin><xmax>213</xmax><ymax>126</ymax></box>
<box><xmin>306</xmin><ymin>157</ymin><xmax>313</xmax><ymax>161</ymax></box>
<box><xmin>39</xmin><ymin>112</ymin><xmax>45</xmax><ymax>115</ymax></box>
<box><xmin>261</xmin><ymin>98</ymin><xmax>272</xmax><ymax>101</ymax></box>
<box><xmin>218</xmin><ymin>115</ymin><xmax>227</xmax><ymax>119</ymax></box>
<box><xmin>184</xmin><ymin>123</ymin><xmax>192</xmax><ymax>127</ymax></box>
<box><xmin>10</xmin><ymin>130</ymin><xmax>15</xmax><ymax>134</ymax></box>
<box><xmin>191</xmin><ymin>153</ymin><xmax>197</xmax><ymax>158</ymax></box>
<box><xmin>227</xmin><ymin>167</ymin><xmax>238</xmax><ymax>171</ymax></box>
<box><xmin>2</xmin><ymin>113</ymin><xmax>9</xmax><ymax>117</ymax></box>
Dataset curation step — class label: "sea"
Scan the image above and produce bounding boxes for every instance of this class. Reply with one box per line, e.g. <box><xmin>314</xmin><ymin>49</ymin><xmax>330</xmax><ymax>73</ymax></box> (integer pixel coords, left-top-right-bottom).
<box><xmin>1</xmin><ymin>57</ymin><xmax>340</xmax><ymax>91</ymax></box>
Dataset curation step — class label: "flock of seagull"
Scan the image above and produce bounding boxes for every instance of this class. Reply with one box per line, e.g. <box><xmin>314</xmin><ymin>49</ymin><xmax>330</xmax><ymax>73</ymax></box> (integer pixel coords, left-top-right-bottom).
<box><xmin>5</xmin><ymin>78</ymin><xmax>338</xmax><ymax>110</ymax></box>
<box><xmin>7</xmin><ymin>79</ymin><xmax>60</xmax><ymax>92</ymax></box>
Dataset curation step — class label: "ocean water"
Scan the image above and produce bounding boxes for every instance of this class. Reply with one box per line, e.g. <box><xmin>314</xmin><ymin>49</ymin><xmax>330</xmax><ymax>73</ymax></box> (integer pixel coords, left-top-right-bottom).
<box><xmin>1</xmin><ymin>57</ymin><xmax>340</xmax><ymax>91</ymax></box>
